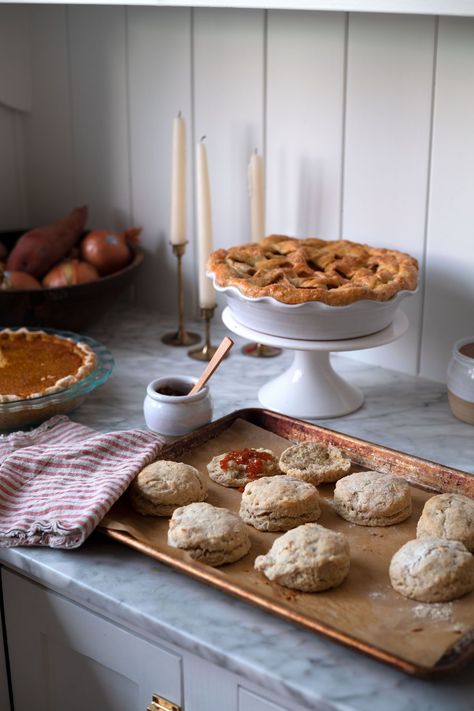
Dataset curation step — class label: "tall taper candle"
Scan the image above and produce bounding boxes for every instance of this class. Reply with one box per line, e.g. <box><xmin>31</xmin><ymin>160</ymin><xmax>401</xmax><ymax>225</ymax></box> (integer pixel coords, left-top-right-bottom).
<box><xmin>196</xmin><ymin>137</ymin><xmax>215</xmax><ymax>308</ymax></box>
<box><xmin>170</xmin><ymin>113</ymin><xmax>186</xmax><ymax>245</ymax></box>
<box><xmin>248</xmin><ymin>149</ymin><xmax>265</xmax><ymax>243</ymax></box>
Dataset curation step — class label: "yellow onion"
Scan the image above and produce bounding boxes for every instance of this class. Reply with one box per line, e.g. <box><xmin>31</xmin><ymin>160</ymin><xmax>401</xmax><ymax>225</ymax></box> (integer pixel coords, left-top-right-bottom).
<box><xmin>1</xmin><ymin>270</ymin><xmax>41</xmax><ymax>290</ymax></box>
<box><xmin>81</xmin><ymin>229</ymin><xmax>135</xmax><ymax>276</ymax></box>
<box><xmin>43</xmin><ymin>259</ymin><xmax>99</xmax><ymax>288</ymax></box>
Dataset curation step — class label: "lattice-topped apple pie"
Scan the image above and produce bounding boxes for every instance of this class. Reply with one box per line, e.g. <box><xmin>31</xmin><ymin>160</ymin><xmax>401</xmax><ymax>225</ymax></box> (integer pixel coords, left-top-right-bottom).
<box><xmin>208</xmin><ymin>235</ymin><xmax>418</xmax><ymax>306</ymax></box>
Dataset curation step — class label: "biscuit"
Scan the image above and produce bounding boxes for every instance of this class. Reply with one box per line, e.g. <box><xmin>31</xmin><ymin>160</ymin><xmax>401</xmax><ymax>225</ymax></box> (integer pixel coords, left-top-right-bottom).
<box><xmin>168</xmin><ymin>502</ymin><xmax>251</xmax><ymax>566</ymax></box>
<box><xmin>207</xmin><ymin>448</ymin><xmax>279</xmax><ymax>488</ymax></box>
<box><xmin>255</xmin><ymin>523</ymin><xmax>350</xmax><ymax>592</ymax></box>
<box><xmin>333</xmin><ymin>470</ymin><xmax>411</xmax><ymax>526</ymax></box>
<box><xmin>239</xmin><ymin>475</ymin><xmax>320</xmax><ymax>532</ymax></box>
<box><xmin>417</xmin><ymin>493</ymin><xmax>474</xmax><ymax>552</ymax></box>
<box><xmin>129</xmin><ymin>460</ymin><xmax>206</xmax><ymax>517</ymax></box>
<box><xmin>279</xmin><ymin>442</ymin><xmax>351</xmax><ymax>485</ymax></box>
<box><xmin>389</xmin><ymin>538</ymin><xmax>474</xmax><ymax>603</ymax></box>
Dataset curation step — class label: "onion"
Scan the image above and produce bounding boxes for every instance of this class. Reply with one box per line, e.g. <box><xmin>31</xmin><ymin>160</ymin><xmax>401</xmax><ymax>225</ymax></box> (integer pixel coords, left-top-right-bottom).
<box><xmin>43</xmin><ymin>260</ymin><xmax>99</xmax><ymax>288</ymax></box>
<box><xmin>81</xmin><ymin>230</ymin><xmax>132</xmax><ymax>276</ymax></box>
<box><xmin>1</xmin><ymin>271</ymin><xmax>42</xmax><ymax>290</ymax></box>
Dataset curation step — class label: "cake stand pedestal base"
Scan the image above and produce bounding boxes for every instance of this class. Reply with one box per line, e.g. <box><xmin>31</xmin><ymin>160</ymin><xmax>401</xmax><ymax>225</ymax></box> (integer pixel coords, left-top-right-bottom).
<box><xmin>222</xmin><ymin>307</ymin><xmax>409</xmax><ymax>419</ymax></box>
<box><xmin>258</xmin><ymin>350</ymin><xmax>363</xmax><ymax>418</ymax></box>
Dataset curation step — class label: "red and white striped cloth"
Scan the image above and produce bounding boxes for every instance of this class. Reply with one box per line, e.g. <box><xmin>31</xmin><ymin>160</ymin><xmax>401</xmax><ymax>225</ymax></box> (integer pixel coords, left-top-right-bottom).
<box><xmin>0</xmin><ymin>415</ymin><xmax>163</xmax><ymax>549</ymax></box>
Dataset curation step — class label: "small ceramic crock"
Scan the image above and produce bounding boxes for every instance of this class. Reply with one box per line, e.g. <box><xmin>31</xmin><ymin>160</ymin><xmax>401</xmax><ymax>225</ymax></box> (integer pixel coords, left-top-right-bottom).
<box><xmin>447</xmin><ymin>337</ymin><xmax>474</xmax><ymax>426</ymax></box>
<box><xmin>143</xmin><ymin>375</ymin><xmax>213</xmax><ymax>437</ymax></box>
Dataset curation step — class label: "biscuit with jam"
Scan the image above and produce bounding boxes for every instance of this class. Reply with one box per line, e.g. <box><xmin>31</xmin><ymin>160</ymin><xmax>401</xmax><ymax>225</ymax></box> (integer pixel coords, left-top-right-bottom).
<box><xmin>207</xmin><ymin>448</ymin><xmax>279</xmax><ymax>488</ymax></box>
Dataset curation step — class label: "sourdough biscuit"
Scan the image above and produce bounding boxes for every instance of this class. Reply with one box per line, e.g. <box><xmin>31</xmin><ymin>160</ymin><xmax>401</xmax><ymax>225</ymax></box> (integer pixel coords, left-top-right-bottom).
<box><xmin>417</xmin><ymin>493</ymin><xmax>474</xmax><ymax>552</ymax></box>
<box><xmin>389</xmin><ymin>538</ymin><xmax>474</xmax><ymax>603</ymax></box>
<box><xmin>333</xmin><ymin>470</ymin><xmax>411</xmax><ymax>526</ymax></box>
<box><xmin>239</xmin><ymin>475</ymin><xmax>320</xmax><ymax>532</ymax></box>
<box><xmin>279</xmin><ymin>442</ymin><xmax>351</xmax><ymax>485</ymax></box>
<box><xmin>255</xmin><ymin>523</ymin><xmax>350</xmax><ymax>592</ymax></box>
<box><xmin>168</xmin><ymin>502</ymin><xmax>251</xmax><ymax>566</ymax></box>
<box><xmin>207</xmin><ymin>448</ymin><xmax>279</xmax><ymax>488</ymax></box>
<box><xmin>130</xmin><ymin>460</ymin><xmax>206</xmax><ymax>517</ymax></box>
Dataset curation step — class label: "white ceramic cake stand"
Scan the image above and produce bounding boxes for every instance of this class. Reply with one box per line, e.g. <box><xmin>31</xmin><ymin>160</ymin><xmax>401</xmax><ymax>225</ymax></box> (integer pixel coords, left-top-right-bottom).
<box><xmin>222</xmin><ymin>307</ymin><xmax>409</xmax><ymax>419</ymax></box>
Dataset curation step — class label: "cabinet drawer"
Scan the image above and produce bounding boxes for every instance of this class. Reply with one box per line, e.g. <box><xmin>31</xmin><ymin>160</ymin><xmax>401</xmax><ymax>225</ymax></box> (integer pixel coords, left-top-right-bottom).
<box><xmin>2</xmin><ymin>569</ymin><xmax>182</xmax><ymax>711</ymax></box>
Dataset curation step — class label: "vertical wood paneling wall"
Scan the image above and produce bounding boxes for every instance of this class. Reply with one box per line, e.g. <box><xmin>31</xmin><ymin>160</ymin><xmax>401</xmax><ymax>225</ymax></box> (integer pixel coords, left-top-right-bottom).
<box><xmin>0</xmin><ymin>6</ymin><xmax>473</xmax><ymax>383</ymax></box>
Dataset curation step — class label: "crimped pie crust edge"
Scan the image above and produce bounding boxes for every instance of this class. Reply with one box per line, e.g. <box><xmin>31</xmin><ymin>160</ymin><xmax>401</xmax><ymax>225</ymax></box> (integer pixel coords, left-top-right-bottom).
<box><xmin>208</xmin><ymin>235</ymin><xmax>418</xmax><ymax>306</ymax></box>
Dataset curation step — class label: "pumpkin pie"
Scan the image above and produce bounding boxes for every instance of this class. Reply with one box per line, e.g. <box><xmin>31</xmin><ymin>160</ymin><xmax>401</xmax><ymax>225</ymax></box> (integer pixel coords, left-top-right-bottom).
<box><xmin>0</xmin><ymin>328</ymin><xmax>97</xmax><ymax>403</ymax></box>
<box><xmin>207</xmin><ymin>235</ymin><xmax>418</xmax><ymax>306</ymax></box>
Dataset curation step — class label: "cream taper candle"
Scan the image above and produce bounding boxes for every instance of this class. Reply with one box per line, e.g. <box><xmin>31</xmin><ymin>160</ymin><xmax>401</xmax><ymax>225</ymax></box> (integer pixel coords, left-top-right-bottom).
<box><xmin>170</xmin><ymin>113</ymin><xmax>186</xmax><ymax>245</ymax></box>
<box><xmin>196</xmin><ymin>137</ymin><xmax>215</xmax><ymax>308</ymax></box>
<box><xmin>248</xmin><ymin>149</ymin><xmax>265</xmax><ymax>243</ymax></box>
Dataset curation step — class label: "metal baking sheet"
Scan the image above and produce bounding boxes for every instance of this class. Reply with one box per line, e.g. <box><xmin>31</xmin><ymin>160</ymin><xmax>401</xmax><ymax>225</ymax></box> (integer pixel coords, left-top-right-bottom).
<box><xmin>100</xmin><ymin>408</ymin><xmax>474</xmax><ymax>676</ymax></box>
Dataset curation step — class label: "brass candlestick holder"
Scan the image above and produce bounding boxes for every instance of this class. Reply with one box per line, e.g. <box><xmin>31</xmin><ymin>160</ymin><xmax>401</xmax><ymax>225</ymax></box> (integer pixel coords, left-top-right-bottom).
<box><xmin>189</xmin><ymin>306</ymin><xmax>227</xmax><ymax>362</ymax></box>
<box><xmin>162</xmin><ymin>242</ymin><xmax>200</xmax><ymax>346</ymax></box>
<box><xmin>241</xmin><ymin>342</ymin><xmax>282</xmax><ymax>358</ymax></box>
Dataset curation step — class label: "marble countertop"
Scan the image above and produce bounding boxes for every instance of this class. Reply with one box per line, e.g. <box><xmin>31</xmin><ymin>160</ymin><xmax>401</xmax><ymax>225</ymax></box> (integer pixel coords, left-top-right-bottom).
<box><xmin>2</xmin><ymin>305</ymin><xmax>474</xmax><ymax>711</ymax></box>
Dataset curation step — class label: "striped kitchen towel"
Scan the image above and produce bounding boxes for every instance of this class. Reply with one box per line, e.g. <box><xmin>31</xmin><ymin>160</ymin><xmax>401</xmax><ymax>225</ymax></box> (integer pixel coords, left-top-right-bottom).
<box><xmin>0</xmin><ymin>415</ymin><xmax>163</xmax><ymax>549</ymax></box>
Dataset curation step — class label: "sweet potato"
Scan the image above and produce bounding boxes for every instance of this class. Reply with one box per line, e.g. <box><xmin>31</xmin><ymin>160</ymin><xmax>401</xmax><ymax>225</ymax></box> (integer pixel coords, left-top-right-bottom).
<box><xmin>6</xmin><ymin>206</ymin><xmax>88</xmax><ymax>278</ymax></box>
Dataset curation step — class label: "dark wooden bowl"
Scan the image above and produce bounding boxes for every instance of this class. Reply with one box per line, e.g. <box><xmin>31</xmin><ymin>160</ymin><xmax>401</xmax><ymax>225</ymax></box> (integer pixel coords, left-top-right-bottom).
<box><xmin>0</xmin><ymin>230</ymin><xmax>144</xmax><ymax>331</ymax></box>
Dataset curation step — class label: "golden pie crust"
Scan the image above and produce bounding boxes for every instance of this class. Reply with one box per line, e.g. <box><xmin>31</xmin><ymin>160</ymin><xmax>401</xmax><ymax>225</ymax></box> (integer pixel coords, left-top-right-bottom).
<box><xmin>208</xmin><ymin>235</ymin><xmax>418</xmax><ymax>306</ymax></box>
<box><xmin>0</xmin><ymin>328</ymin><xmax>97</xmax><ymax>403</ymax></box>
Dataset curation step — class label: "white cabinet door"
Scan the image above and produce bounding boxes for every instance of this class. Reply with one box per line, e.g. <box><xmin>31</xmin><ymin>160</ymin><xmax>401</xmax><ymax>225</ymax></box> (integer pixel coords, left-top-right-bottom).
<box><xmin>0</xmin><ymin>580</ymin><xmax>10</xmax><ymax>711</ymax></box>
<box><xmin>183</xmin><ymin>650</ymin><xmax>309</xmax><ymax>711</ymax></box>
<box><xmin>184</xmin><ymin>653</ymin><xmax>238</xmax><ymax>710</ymax></box>
<box><xmin>239</xmin><ymin>688</ymin><xmax>291</xmax><ymax>711</ymax></box>
<box><xmin>2</xmin><ymin>569</ymin><xmax>182</xmax><ymax>711</ymax></box>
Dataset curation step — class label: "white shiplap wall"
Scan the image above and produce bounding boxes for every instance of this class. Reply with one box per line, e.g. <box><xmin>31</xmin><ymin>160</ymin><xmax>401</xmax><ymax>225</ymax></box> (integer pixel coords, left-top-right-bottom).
<box><xmin>0</xmin><ymin>6</ymin><xmax>473</xmax><ymax>383</ymax></box>
<box><xmin>342</xmin><ymin>13</ymin><xmax>435</xmax><ymax>374</ymax></box>
<box><xmin>420</xmin><ymin>17</ymin><xmax>474</xmax><ymax>381</ymax></box>
<box><xmin>0</xmin><ymin>5</ymin><xmax>29</xmax><ymax>230</ymax></box>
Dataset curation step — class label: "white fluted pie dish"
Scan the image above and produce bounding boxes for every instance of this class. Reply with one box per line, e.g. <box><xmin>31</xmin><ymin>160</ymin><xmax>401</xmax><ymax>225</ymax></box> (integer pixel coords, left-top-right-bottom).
<box><xmin>209</xmin><ymin>272</ymin><xmax>415</xmax><ymax>340</ymax></box>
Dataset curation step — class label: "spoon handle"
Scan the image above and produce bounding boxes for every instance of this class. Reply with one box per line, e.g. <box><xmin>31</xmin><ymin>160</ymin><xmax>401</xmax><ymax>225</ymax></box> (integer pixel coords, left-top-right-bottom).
<box><xmin>189</xmin><ymin>336</ymin><xmax>234</xmax><ymax>395</ymax></box>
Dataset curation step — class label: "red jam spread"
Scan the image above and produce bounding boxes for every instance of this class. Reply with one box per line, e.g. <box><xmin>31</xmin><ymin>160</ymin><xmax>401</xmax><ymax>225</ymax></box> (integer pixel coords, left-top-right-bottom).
<box><xmin>220</xmin><ymin>448</ymin><xmax>274</xmax><ymax>480</ymax></box>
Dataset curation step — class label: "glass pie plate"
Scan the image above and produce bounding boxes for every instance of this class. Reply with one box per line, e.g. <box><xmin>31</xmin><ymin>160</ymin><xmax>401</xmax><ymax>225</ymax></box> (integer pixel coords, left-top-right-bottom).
<box><xmin>0</xmin><ymin>327</ymin><xmax>114</xmax><ymax>431</ymax></box>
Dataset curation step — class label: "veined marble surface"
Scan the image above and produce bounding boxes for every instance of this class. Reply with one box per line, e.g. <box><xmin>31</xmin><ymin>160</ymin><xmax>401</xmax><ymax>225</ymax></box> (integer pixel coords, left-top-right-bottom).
<box><xmin>1</xmin><ymin>305</ymin><xmax>474</xmax><ymax>711</ymax></box>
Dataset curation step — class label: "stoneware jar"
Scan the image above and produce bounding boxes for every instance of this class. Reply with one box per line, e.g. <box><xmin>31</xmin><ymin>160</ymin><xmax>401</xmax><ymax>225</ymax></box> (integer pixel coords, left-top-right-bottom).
<box><xmin>144</xmin><ymin>375</ymin><xmax>213</xmax><ymax>437</ymax></box>
<box><xmin>447</xmin><ymin>337</ymin><xmax>474</xmax><ymax>426</ymax></box>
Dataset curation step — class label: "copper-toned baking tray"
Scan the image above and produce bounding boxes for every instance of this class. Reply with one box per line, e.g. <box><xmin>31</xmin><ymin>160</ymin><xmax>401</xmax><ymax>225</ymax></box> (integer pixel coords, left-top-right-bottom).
<box><xmin>100</xmin><ymin>408</ymin><xmax>474</xmax><ymax>676</ymax></box>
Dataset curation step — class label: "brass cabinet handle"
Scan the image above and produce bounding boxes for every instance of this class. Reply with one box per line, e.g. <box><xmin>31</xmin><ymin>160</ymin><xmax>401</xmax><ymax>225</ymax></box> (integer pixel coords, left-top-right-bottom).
<box><xmin>147</xmin><ymin>693</ymin><xmax>181</xmax><ymax>711</ymax></box>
